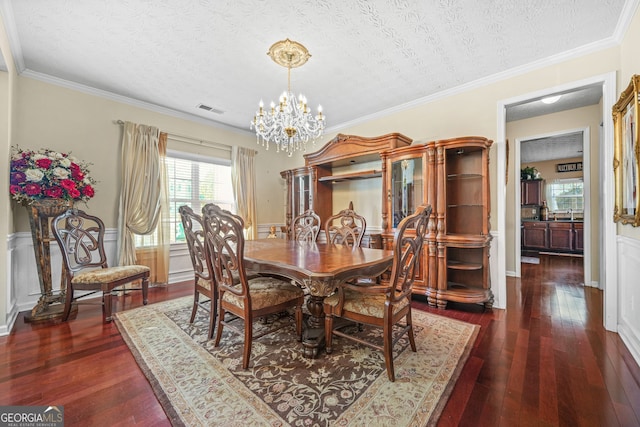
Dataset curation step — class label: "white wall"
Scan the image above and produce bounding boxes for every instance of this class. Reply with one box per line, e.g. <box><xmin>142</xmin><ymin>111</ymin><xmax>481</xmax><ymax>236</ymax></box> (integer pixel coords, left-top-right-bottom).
<box><xmin>617</xmin><ymin>236</ymin><xmax>640</xmax><ymax>366</ymax></box>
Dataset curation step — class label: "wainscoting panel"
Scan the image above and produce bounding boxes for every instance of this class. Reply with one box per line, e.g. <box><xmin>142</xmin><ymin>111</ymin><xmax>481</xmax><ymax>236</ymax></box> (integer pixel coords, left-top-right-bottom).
<box><xmin>7</xmin><ymin>225</ymin><xmax>291</xmax><ymax>323</ymax></box>
<box><xmin>617</xmin><ymin>235</ymin><xmax>640</xmax><ymax>368</ymax></box>
<box><xmin>10</xmin><ymin>230</ymin><xmax>120</xmax><ymax>314</ymax></box>
<box><xmin>4</xmin><ymin>235</ymin><xmax>19</xmax><ymax>336</ymax></box>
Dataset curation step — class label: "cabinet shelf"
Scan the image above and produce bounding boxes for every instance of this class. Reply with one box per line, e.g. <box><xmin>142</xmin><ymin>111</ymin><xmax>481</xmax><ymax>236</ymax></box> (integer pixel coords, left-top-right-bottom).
<box><xmin>447</xmin><ymin>173</ymin><xmax>482</xmax><ymax>180</ymax></box>
<box><xmin>438</xmin><ymin>282</ymin><xmax>492</xmax><ymax>303</ymax></box>
<box><xmin>317</xmin><ymin>169</ymin><xmax>382</xmax><ymax>183</ymax></box>
<box><xmin>447</xmin><ymin>260</ymin><xmax>483</xmax><ymax>270</ymax></box>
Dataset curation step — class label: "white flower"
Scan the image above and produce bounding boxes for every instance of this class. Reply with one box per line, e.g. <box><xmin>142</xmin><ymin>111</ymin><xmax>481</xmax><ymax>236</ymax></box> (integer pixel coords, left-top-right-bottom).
<box><xmin>52</xmin><ymin>167</ymin><xmax>70</xmax><ymax>179</ymax></box>
<box><xmin>59</xmin><ymin>158</ymin><xmax>71</xmax><ymax>168</ymax></box>
<box><xmin>32</xmin><ymin>153</ymin><xmax>47</xmax><ymax>162</ymax></box>
<box><xmin>25</xmin><ymin>168</ymin><xmax>45</xmax><ymax>182</ymax></box>
<box><xmin>52</xmin><ymin>152</ymin><xmax>65</xmax><ymax>159</ymax></box>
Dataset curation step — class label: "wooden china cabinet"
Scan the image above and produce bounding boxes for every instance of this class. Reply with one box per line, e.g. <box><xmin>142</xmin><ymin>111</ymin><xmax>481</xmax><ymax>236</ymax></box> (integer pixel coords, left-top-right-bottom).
<box><xmin>281</xmin><ymin>133</ymin><xmax>494</xmax><ymax>311</ymax></box>
<box><xmin>280</xmin><ymin>166</ymin><xmax>331</xmax><ymax>239</ymax></box>
<box><xmin>379</xmin><ymin>143</ymin><xmax>436</xmax><ymax>297</ymax></box>
<box><xmin>281</xmin><ymin>133</ymin><xmax>412</xmax><ymax>239</ymax></box>
<box><xmin>434</xmin><ymin>136</ymin><xmax>493</xmax><ymax>309</ymax></box>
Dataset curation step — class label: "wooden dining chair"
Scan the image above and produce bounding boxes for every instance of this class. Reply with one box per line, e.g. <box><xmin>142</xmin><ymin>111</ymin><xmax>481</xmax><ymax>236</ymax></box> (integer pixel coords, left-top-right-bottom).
<box><xmin>323</xmin><ymin>204</ymin><xmax>432</xmax><ymax>381</ymax></box>
<box><xmin>324</xmin><ymin>201</ymin><xmax>366</xmax><ymax>248</ymax></box>
<box><xmin>179</xmin><ymin>205</ymin><xmax>216</xmax><ymax>339</ymax></box>
<box><xmin>202</xmin><ymin>203</ymin><xmax>305</xmax><ymax>369</ymax></box>
<box><xmin>291</xmin><ymin>209</ymin><xmax>321</xmax><ymax>243</ymax></box>
<box><xmin>51</xmin><ymin>208</ymin><xmax>149</xmax><ymax>323</ymax></box>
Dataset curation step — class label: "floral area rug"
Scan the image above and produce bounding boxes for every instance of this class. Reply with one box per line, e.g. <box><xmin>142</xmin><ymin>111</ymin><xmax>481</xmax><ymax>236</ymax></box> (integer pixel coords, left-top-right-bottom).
<box><xmin>115</xmin><ymin>296</ymin><xmax>478</xmax><ymax>426</ymax></box>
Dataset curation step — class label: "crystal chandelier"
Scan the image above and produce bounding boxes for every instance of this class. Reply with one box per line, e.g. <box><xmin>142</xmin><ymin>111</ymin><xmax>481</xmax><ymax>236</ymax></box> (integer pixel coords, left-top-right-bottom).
<box><xmin>251</xmin><ymin>39</ymin><xmax>326</xmax><ymax>156</ymax></box>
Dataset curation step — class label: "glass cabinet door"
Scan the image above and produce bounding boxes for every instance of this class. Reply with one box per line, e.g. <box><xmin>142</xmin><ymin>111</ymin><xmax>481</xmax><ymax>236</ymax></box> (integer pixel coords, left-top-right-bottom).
<box><xmin>293</xmin><ymin>174</ymin><xmax>310</xmax><ymax>217</ymax></box>
<box><xmin>390</xmin><ymin>157</ymin><xmax>423</xmax><ymax>228</ymax></box>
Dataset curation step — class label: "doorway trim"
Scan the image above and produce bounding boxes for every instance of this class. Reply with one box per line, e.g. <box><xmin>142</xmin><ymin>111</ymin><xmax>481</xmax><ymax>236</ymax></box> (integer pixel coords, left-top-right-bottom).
<box><xmin>496</xmin><ymin>71</ymin><xmax>618</xmax><ymax>331</ymax></box>
<box><xmin>514</xmin><ymin>127</ymin><xmax>591</xmax><ymax>288</ymax></box>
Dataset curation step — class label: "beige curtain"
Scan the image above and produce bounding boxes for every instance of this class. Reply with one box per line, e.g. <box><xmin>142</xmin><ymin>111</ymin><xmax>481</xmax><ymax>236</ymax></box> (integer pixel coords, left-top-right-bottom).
<box><xmin>117</xmin><ymin>123</ymin><xmax>169</xmax><ymax>284</ymax></box>
<box><xmin>134</xmin><ymin>133</ymin><xmax>170</xmax><ymax>284</ymax></box>
<box><xmin>232</xmin><ymin>146</ymin><xmax>258</xmax><ymax>240</ymax></box>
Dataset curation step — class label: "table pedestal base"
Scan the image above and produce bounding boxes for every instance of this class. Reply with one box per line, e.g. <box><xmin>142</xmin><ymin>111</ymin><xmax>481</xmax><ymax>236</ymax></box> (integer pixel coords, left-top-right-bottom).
<box><xmin>301</xmin><ymin>294</ymin><xmax>326</xmax><ymax>358</ymax></box>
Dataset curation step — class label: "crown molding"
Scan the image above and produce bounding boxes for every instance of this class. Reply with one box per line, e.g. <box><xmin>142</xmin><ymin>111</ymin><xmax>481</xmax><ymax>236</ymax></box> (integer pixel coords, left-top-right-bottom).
<box><xmin>612</xmin><ymin>0</ymin><xmax>640</xmax><ymax>42</ymax></box>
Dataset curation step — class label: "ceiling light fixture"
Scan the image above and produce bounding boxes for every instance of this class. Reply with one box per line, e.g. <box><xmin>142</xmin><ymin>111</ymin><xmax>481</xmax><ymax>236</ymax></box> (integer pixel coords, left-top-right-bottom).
<box><xmin>251</xmin><ymin>39</ymin><xmax>325</xmax><ymax>156</ymax></box>
<box><xmin>541</xmin><ymin>95</ymin><xmax>562</xmax><ymax>104</ymax></box>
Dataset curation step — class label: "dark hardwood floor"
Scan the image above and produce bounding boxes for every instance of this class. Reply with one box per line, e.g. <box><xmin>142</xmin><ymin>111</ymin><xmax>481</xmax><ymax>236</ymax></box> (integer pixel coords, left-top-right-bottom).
<box><xmin>1</xmin><ymin>254</ymin><xmax>639</xmax><ymax>426</ymax></box>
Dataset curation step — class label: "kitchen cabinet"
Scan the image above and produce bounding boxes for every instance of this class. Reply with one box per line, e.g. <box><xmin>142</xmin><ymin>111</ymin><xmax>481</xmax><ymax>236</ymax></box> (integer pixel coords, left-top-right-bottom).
<box><xmin>548</xmin><ymin>222</ymin><xmax>572</xmax><ymax>251</ymax></box>
<box><xmin>521</xmin><ymin>180</ymin><xmax>543</xmax><ymax>205</ymax></box>
<box><xmin>573</xmin><ymin>222</ymin><xmax>584</xmax><ymax>251</ymax></box>
<box><xmin>521</xmin><ymin>221</ymin><xmax>583</xmax><ymax>253</ymax></box>
<box><xmin>522</xmin><ymin>221</ymin><xmax>548</xmax><ymax>249</ymax></box>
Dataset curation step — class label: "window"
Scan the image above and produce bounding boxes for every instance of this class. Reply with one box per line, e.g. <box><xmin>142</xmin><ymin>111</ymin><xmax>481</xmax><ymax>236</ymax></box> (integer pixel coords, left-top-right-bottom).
<box><xmin>136</xmin><ymin>151</ymin><xmax>233</xmax><ymax>246</ymax></box>
<box><xmin>545</xmin><ymin>178</ymin><xmax>583</xmax><ymax>213</ymax></box>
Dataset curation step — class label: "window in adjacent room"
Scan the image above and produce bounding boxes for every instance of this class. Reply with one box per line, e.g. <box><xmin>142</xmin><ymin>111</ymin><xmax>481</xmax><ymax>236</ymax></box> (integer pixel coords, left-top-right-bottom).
<box><xmin>545</xmin><ymin>178</ymin><xmax>584</xmax><ymax>213</ymax></box>
<box><xmin>135</xmin><ymin>150</ymin><xmax>233</xmax><ymax>246</ymax></box>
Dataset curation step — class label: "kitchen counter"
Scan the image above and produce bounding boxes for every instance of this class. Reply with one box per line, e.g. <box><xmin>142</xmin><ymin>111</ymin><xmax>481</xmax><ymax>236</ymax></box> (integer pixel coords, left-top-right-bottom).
<box><xmin>522</xmin><ymin>219</ymin><xmax>583</xmax><ymax>223</ymax></box>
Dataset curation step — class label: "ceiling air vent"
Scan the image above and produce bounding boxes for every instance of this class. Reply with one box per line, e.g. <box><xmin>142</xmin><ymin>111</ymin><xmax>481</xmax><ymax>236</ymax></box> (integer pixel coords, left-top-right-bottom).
<box><xmin>197</xmin><ymin>104</ymin><xmax>224</xmax><ymax>114</ymax></box>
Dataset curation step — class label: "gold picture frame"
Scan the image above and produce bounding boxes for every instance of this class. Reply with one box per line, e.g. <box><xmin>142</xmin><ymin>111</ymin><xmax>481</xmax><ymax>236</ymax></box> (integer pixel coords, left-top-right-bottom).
<box><xmin>613</xmin><ymin>74</ymin><xmax>640</xmax><ymax>226</ymax></box>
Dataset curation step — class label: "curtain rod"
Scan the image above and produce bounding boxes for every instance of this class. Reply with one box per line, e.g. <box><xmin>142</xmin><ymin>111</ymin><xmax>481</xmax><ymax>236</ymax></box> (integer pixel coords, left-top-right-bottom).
<box><xmin>115</xmin><ymin>119</ymin><xmax>231</xmax><ymax>152</ymax></box>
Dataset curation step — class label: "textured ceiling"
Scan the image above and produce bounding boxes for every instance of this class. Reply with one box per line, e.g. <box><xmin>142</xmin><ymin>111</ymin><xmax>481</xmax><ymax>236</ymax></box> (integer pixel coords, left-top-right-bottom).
<box><xmin>0</xmin><ymin>0</ymin><xmax>632</xmax><ymax>133</ymax></box>
<box><xmin>521</xmin><ymin>131</ymin><xmax>585</xmax><ymax>163</ymax></box>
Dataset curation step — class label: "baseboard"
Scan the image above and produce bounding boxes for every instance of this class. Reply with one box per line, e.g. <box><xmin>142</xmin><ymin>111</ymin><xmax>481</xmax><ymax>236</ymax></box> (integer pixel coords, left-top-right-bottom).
<box><xmin>539</xmin><ymin>251</ymin><xmax>584</xmax><ymax>258</ymax></box>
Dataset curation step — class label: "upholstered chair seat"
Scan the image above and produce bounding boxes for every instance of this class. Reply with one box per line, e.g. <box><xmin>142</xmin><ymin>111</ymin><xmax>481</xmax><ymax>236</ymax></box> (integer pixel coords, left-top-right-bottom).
<box><xmin>51</xmin><ymin>208</ymin><xmax>149</xmax><ymax>323</ymax></box>
<box><xmin>222</xmin><ymin>278</ymin><xmax>304</xmax><ymax>310</ymax></box>
<box><xmin>324</xmin><ymin>288</ymin><xmax>409</xmax><ymax>318</ymax></box>
<box><xmin>71</xmin><ymin>265</ymin><xmax>150</xmax><ymax>285</ymax></box>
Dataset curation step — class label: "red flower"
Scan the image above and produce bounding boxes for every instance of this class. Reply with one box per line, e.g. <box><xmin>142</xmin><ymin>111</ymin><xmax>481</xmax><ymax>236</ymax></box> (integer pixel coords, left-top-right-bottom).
<box><xmin>44</xmin><ymin>187</ymin><xmax>64</xmax><ymax>198</ymax></box>
<box><xmin>35</xmin><ymin>158</ymin><xmax>52</xmax><ymax>169</ymax></box>
<box><xmin>68</xmin><ymin>188</ymin><xmax>81</xmax><ymax>199</ymax></box>
<box><xmin>60</xmin><ymin>179</ymin><xmax>77</xmax><ymax>190</ymax></box>
<box><xmin>82</xmin><ymin>185</ymin><xmax>95</xmax><ymax>198</ymax></box>
<box><xmin>24</xmin><ymin>183</ymin><xmax>42</xmax><ymax>196</ymax></box>
<box><xmin>72</xmin><ymin>169</ymin><xmax>84</xmax><ymax>181</ymax></box>
<box><xmin>9</xmin><ymin>184</ymin><xmax>21</xmax><ymax>195</ymax></box>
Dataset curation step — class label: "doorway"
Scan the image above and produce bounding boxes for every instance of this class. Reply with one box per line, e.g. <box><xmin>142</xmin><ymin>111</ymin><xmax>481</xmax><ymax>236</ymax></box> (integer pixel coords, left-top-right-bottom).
<box><xmin>514</xmin><ymin>128</ymin><xmax>590</xmax><ymax>285</ymax></box>
<box><xmin>495</xmin><ymin>72</ymin><xmax>618</xmax><ymax>331</ymax></box>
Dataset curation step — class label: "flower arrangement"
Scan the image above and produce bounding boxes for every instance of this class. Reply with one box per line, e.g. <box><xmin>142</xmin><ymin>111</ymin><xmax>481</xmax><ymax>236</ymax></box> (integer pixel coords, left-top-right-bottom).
<box><xmin>9</xmin><ymin>146</ymin><xmax>96</xmax><ymax>204</ymax></box>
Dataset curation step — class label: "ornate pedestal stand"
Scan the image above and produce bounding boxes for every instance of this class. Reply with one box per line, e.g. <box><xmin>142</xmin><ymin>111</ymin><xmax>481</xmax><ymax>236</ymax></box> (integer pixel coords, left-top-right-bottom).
<box><xmin>24</xmin><ymin>199</ymin><xmax>75</xmax><ymax>323</ymax></box>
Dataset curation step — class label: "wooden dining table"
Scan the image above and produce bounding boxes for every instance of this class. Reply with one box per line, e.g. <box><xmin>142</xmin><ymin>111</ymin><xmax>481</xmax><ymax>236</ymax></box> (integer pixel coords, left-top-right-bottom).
<box><xmin>243</xmin><ymin>238</ymin><xmax>394</xmax><ymax>358</ymax></box>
